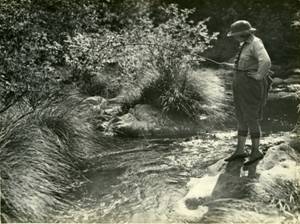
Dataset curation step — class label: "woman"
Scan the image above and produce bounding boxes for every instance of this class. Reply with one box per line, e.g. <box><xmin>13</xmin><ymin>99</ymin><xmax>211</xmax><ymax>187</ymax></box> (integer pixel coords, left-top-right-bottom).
<box><xmin>221</xmin><ymin>20</ymin><xmax>272</xmax><ymax>166</ymax></box>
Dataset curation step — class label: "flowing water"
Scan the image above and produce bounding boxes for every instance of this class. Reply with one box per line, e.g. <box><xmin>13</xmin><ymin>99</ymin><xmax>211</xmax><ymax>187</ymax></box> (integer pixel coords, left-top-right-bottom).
<box><xmin>55</xmin><ymin>131</ymin><xmax>232</xmax><ymax>223</ymax></box>
<box><xmin>54</xmin><ymin>81</ymin><xmax>299</xmax><ymax>223</ymax></box>
<box><xmin>55</xmin><ymin>130</ymin><xmax>296</xmax><ymax>222</ymax></box>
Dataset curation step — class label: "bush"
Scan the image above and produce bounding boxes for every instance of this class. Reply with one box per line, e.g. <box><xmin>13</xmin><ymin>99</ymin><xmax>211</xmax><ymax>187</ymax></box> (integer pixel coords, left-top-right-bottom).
<box><xmin>0</xmin><ymin>0</ymin><xmax>142</xmax><ymax>112</ymax></box>
<box><xmin>160</xmin><ymin>0</ymin><xmax>300</xmax><ymax>67</ymax></box>
<box><xmin>66</xmin><ymin>4</ymin><xmax>221</xmax><ymax>120</ymax></box>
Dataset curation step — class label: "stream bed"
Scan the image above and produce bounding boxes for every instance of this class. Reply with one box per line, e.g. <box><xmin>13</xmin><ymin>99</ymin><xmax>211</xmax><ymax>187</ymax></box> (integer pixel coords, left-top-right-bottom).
<box><xmin>54</xmin><ymin>129</ymin><xmax>294</xmax><ymax>223</ymax></box>
<box><xmin>53</xmin><ymin>76</ymin><xmax>299</xmax><ymax>223</ymax></box>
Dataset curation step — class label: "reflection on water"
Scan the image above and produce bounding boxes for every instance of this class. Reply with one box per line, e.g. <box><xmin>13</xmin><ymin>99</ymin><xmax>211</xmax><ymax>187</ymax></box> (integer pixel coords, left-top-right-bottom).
<box><xmin>54</xmin><ymin>129</ymin><xmax>293</xmax><ymax>223</ymax></box>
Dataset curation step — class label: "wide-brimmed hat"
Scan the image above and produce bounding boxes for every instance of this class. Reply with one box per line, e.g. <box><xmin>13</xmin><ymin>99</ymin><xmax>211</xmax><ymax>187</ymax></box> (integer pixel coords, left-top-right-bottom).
<box><xmin>227</xmin><ymin>20</ymin><xmax>256</xmax><ymax>37</ymax></box>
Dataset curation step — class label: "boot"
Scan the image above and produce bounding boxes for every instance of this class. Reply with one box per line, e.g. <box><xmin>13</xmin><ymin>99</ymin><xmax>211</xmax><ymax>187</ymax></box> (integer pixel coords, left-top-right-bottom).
<box><xmin>244</xmin><ymin>138</ymin><xmax>264</xmax><ymax>166</ymax></box>
<box><xmin>225</xmin><ymin>135</ymin><xmax>248</xmax><ymax>161</ymax></box>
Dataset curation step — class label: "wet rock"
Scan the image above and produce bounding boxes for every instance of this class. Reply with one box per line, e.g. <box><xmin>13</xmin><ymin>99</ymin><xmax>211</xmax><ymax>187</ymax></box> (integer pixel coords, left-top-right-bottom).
<box><xmin>103</xmin><ymin>104</ymin><xmax>122</xmax><ymax>117</ymax></box>
<box><xmin>272</xmin><ymin>77</ymin><xmax>285</xmax><ymax>85</ymax></box>
<box><xmin>175</xmin><ymin>140</ymin><xmax>300</xmax><ymax>223</ymax></box>
<box><xmin>110</xmin><ymin>104</ymin><xmax>201</xmax><ymax>137</ymax></box>
<box><xmin>289</xmin><ymin>133</ymin><xmax>300</xmax><ymax>152</ymax></box>
<box><xmin>286</xmin><ymin>68</ymin><xmax>300</xmax><ymax>78</ymax></box>
<box><xmin>83</xmin><ymin>96</ymin><xmax>106</xmax><ymax>106</ymax></box>
<box><xmin>268</xmin><ymin>91</ymin><xmax>298</xmax><ymax>101</ymax></box>
<box><xmin>110</xmin><ymin>105</ymin><xmax>163</xmax><ymax>137</ymax></box>
<box><xmin>284</xmin><ymin>75</ymin><xmax>300</xmax><ymax>84</ymax></box>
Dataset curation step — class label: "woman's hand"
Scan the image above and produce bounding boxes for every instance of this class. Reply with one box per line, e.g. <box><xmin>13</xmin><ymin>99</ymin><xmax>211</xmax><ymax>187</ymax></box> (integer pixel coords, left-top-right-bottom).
<box><xmin>219</xmin><ymin>62</ymin><xmax>234</xmax><ymax>70</ymax></box>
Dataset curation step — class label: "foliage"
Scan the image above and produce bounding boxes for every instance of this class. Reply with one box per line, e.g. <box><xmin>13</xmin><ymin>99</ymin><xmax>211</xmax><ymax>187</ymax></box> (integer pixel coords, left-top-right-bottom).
<box><xmin>66</xmin><ymin>4</ymin><xmax>219</xmax><ymax>119</ymax></box>
<box><xmin>162</xmin><ymin>0</ymin><xmax>300</xmax><ymax>67</ymax></box>
<box><xmin>1</xmin><ymin>0</ymin><xmax>299</xmax><ymax>120</ymax></box>
<box><xmin>0</xmin><ymin>0</ymin><xmax>150</xmax><ymax>112</ymax></box>
<box><xmin>0</xmin><ymin>0</ymin><xmax>69</xmax><ymax>112</ymax></box>
<box><xmin>0</xmin><ymin>93</ymin><xmax>107</xmax><ymax>222</ymax></box>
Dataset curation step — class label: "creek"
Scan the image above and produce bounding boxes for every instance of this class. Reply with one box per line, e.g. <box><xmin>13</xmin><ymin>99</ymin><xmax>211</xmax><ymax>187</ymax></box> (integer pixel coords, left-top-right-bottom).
<box><xmin>53</xmin><ymin>70</ymin><xmax>299</xmax><ymax>223</ymax></box>
<box><xmin>55</xmin><ymin>122</ymin><xmax>297</xmax><ymax>222</ymax></box>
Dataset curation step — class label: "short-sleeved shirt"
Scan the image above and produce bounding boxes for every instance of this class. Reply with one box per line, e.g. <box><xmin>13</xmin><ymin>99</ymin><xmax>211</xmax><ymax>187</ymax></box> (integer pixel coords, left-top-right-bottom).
<box><xmin>236</xmin><ymin>35</ymin><xmax>271</xmax><ymax>77</ymax></box>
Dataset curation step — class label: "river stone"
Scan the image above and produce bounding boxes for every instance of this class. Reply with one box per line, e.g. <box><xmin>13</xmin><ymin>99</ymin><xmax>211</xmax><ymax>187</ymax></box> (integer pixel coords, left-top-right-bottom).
<box><xmin>268</xmin><ymin>91</ymin><xmax>298</xmax><ymax>101</ymax></box>
<box><xmin>284</xmin><ymin>75</ymin><xmax>300</xmax><ymax>84</ymax></box>
<box><xmin>111</xmin><ymin>104</ymin><xmax>172</xmax><ymax>136</ymax></box>
<box><xmin>176</xmin><ymin>141</ymin><xmax>300</xmax><ymax>223</ymax></box>
<box><xmin>83</xmin><ymin>96</ymin><xmax>106</xmax><ymax>105</ymax></box>
<box><xmin>272</xmin><ymin>77</ymin><xmax>284</xmax><ymax>85</ymax></box>
<box><xmin>110</xmin><ymin>104</ymin><xmax>200</xmax><ymax>137</ymax></box>
<box><xmin>286</xmin><ymin>68</ymin><xmax>300</xmax><ymax>77</ymax></box>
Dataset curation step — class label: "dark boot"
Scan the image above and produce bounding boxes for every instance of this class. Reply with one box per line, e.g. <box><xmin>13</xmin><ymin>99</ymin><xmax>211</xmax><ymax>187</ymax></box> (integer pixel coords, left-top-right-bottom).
<box><xmin>225</xmin><ymin>135</ymin><xmax>248</xmax><ymax>161</ymax></box>
<box><xmin>244</xmin><ymin>138</ymin><xmax>264</xmax><ymax>166</ymax></box>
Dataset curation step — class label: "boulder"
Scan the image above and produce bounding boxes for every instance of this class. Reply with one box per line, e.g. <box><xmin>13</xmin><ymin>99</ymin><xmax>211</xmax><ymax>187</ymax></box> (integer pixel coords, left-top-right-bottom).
<box><xmin>284</xmin><ymin>75</ymin><xmax>300</xmax><ymax>85</ymax></box>
<box><xmin>175</xmin><ymin>139</ymin><xmax>300</xmax><ymax>223</ymax></box>
<box><xmin>286</xmin><ymin>68</ymin><xmax>300</xmax><ymax>78</ymax></box>
<box><xmin>272</xmin><ymin>77</ymin><xmax>285</xmax><ymax>85</ymax></box>
<box><xmin>110</xmin><ymin>104</ymin><xmax>202</xmax><ymax>137</ymax></box>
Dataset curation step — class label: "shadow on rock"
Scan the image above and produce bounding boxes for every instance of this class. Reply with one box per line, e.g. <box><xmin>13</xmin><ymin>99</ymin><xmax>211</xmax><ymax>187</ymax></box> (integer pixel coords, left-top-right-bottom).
<box><xmin>176</xmin><ymin>141</ymin><xmax>300</xmax><ymax>223</ymax></box>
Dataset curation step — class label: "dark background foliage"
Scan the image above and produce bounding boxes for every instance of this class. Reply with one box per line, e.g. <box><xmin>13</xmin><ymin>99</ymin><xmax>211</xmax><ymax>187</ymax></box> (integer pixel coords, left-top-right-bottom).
<box><xmin>0</xmin><ymin>0</ymin><xmax>299</xmax><ymax>116</ymax></box>
<box><xmin>160</xmin><ymin>0</ymin><xmax>300</xmax><ymax>66</ymax></box>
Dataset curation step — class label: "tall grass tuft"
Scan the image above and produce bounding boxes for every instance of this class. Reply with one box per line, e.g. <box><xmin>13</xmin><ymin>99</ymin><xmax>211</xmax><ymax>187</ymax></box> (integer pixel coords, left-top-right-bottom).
<box><xmin>0</xmin><ymin>93</ymin><xmax>104</xmax><ymax>222</ymax></box>
<box><xmin>118</xmin><ymin>66</ymin><xmax>230</xmax><ymax>123</ymax></box>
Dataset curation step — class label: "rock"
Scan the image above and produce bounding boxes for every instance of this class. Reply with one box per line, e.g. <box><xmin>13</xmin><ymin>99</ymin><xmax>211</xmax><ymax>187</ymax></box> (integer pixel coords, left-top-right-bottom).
<box><xmin>287</xmin><ymin>84</ymin><xmax>300</xmax><ymax>92</ymax></box>
<box><xmin>268</xmin><ymin>92</ymin><xmax>298</xmax><ymax>101</ymax></box>
<box><xmin>111</xmin><ymin>113</ymin><xmax>151</xmax><ymax>137</ymax></box>
<box><xmin>272</xmin><ymin>77</ymin><xmax>284</xmax><ymax>85</ymax></box>
<box><xmin>293</xmin><ymin>68</ymin><xmax>300</xmax><ymax>75</ymax></box>
<box><xmin>130</xmin><ymin>104</ymin><xmax>164</xmax><ymax>124</ymax></box>
<box><xmin>110</xmin><ymin>104</ymin><xmax>201</xmax><ymax>137</ymax></box>
<box><xmin>83</xmin><ymin>96</ymin><xmax>106</xmax><ymax>106</ymax></box>
<box><xmin>286</xmin><ymin>68</ymin><xmax>300</xmax><ymax>77</ymax></box>
<box><xmin>103</xmin><ymin>105</ymin><xmax>123</xmax><ymax>116</ymax></box>
<box><xmin>110</xmin><ymin>104</ymin><xmax>171</xmax><ymax>137</ymax></box>
<box><xmin>289</xmin><ymin>133</ymin><xmax>300</xmax><ymax>152</ymax></box>
<box><xmin>175</xmin><ymin>142</ymin><xmax>300</xmax><ymax>223</ymax></box>
<box><xmin>284</xmin><ymin>76</ymin><xmax>300</xmax><ymax>84</ymax></box>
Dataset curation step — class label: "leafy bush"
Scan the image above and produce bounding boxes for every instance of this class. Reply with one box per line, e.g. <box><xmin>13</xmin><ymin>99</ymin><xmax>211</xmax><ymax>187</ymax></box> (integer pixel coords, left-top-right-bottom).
<box><xmin>66</xmin><ymin>4</ymin><xmax>220</xmax><ymax>120</ymax></box>
<box><xmin>0</xmin><ymin>0</ymin><xmax>70</xmax><ymax>112</ymax></box>
<box><xmin>0</xmin><ymin>0</ymin><xmax>224</xmax><ymax>122</ymax></box>
<box><xmin>0</xmin><ymin>0</ymin><xmax>145</xmax><ymax>112</ymax></box>
<box><xmin>161</xmin><ymin>0</ymin><xmax>300</xmax><ymax>67</ymax></box>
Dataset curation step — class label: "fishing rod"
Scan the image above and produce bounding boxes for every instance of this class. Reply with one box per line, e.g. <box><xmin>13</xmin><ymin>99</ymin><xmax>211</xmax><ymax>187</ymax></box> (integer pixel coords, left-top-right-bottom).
<box><xmin>190</xmin><ymin>56</ymin><xmax>223</xmax><ymax>65</ymax></box>
<box><xmin>113</xmin><ymin>42</ymin><xmax>223</xmax><ymax>66</ymax></box>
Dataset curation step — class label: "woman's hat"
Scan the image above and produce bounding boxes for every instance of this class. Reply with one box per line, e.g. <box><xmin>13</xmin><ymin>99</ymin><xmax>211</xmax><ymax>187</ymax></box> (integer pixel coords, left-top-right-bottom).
<box><xmin>227</xmin><ymin>20</ymin><xmax>256</xmax><ymax>37</ymax></box>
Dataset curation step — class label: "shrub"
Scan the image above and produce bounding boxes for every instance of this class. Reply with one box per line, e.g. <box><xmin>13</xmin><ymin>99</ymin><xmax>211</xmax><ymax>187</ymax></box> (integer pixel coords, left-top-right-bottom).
<box><xmin>66</xmin><ymin>4</ymin><xmax>221</xmax><ymax>120</ymax></box>
<box><xmin>0</xmin><ymin>0</ymin><xmax>144</xmax><ymax>112</ymax></box>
